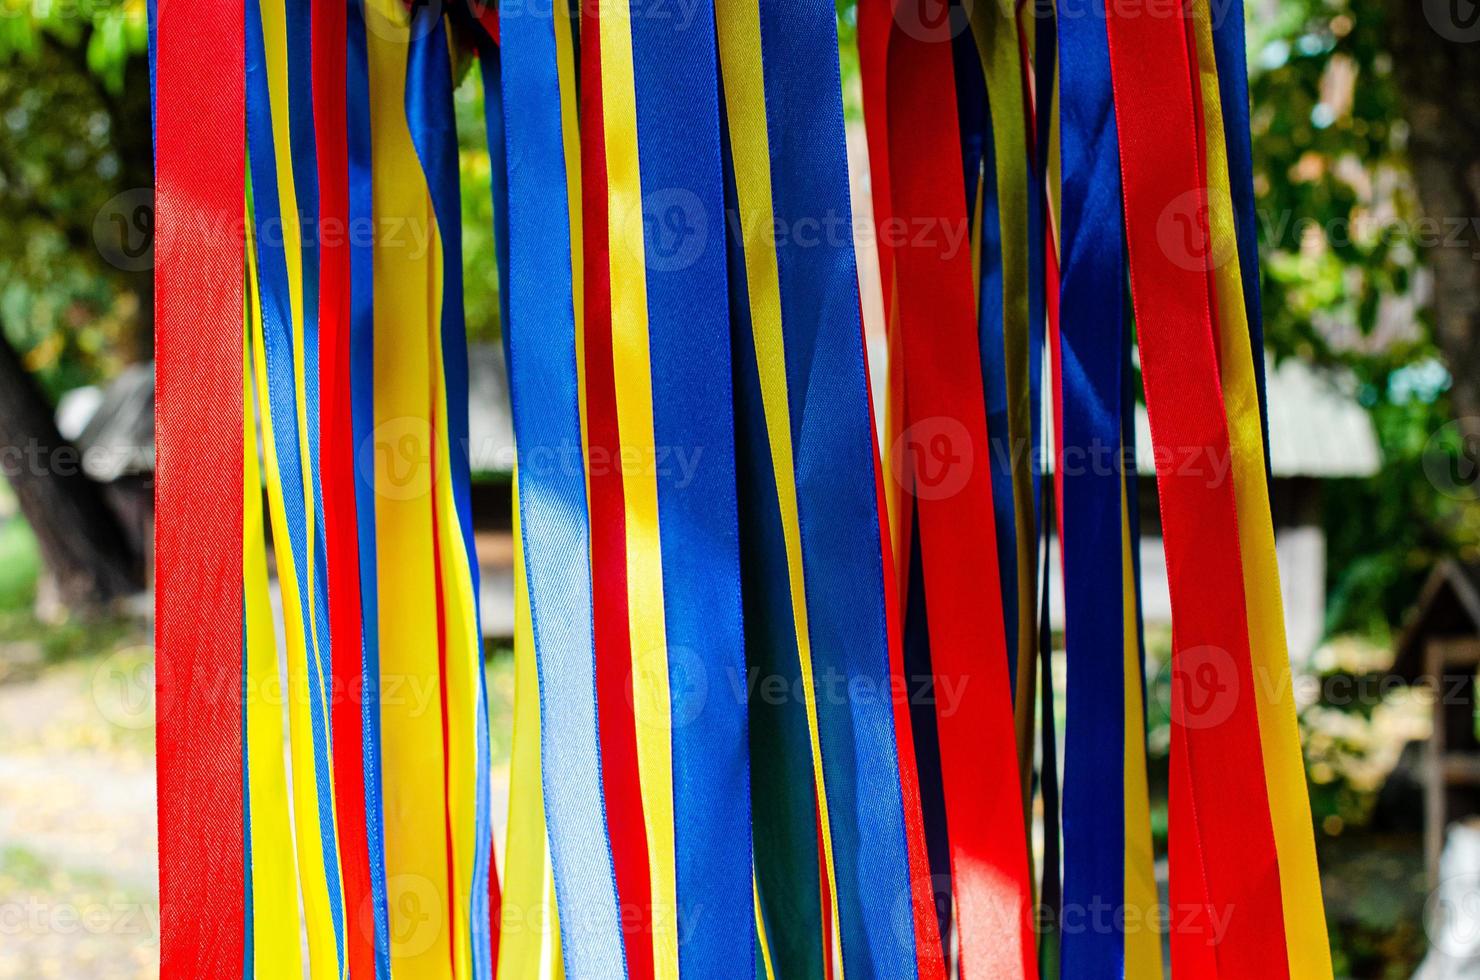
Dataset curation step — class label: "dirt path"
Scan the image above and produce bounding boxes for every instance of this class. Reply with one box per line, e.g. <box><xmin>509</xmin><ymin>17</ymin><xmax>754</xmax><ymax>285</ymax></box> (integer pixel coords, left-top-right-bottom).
<box><xmin>0</xmin><ymin>653</ymin><xmax>158</xmax><ymax>979</ymax></box>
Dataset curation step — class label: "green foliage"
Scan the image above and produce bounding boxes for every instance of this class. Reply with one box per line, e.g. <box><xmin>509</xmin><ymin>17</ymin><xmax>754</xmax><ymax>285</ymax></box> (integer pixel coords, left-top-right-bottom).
<box><xmin>455</xmin><ymin>63</ymin><xmax>503</xmax><ymax>343</ymax></box>
<box><xmin>0</xmin><ymin>0</ymin><xmax>152</xmax><ymax>397</ymax></box>
<box><xmin>1245</xmin><ymin>0</ymin><xmax>1479</xmax><ymax>636</ymax></box>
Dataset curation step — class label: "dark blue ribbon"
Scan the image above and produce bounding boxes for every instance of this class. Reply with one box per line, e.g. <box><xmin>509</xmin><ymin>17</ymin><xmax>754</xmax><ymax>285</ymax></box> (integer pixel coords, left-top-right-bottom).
<box><xmin>1056</xmin><ymin>0</ymin><xmax>1127</xmax><ymax>972</ymax></box>
<box><xmin>498</xmin><ymin>4</ymin><xmax>625</xmax><ymax>975</ymax></box>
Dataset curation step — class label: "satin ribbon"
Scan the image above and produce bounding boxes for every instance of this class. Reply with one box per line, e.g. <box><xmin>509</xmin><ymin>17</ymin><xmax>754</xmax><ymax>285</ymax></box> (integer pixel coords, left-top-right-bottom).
<box><xmin>499</xmin><ymin>476</ymin><xmax>566</xmax><ymax>980</ymax></box>
<box><xmin>314</xmin><ymin>2</ymin><xmax>382</xmax><ymax>975</ymax></box>
<box><xmin>345</xmin><ymin>3</ymin><xmax>393</xmax><ymax>973</ymax></box>
<box><xmin>244</xmin><ymin>317</ymin><xmax>304</xmax><ymax>979</ymax></box>
<box><xmin>966</xmin><ymin>2</ymin><xmax>1038</xmax><ymax>787</ymax></box>
<box><xmin>152</xmin><ymin>0</ymin><xmax>246</xmax><ymax>970</ymax></box>
<box><xmin>407</xmin><ymin>15</ymin><xmax>493</xmax><ymax>976</ymax></box>
<box><xmin>499</xmin><ymin>1</ymin><xmax>625</xmax><ymax>974</ymax></box>
<box><xmin>721</xmin><ymin>2</ymin><xmax>932</xmax><ymax>976</ymax></box>
<box><xmin>574</xmin><ymin>1</ymin><xmax>655</xmax><ymax>973</ymax></box>
<box><xmin>881</xmin><ymin>4</ymin><xmax>1038</xmax><ymax>976</ymax></box>
<box><xmin>860</xmin><ymin>7</ymin><xmax>948</xmax><ymax>972</ymax></box>
<box><xmin>1055</xmin><ymin>0</ymin><xmax>1128</xmax><ymax>973</ymax></box>
<box><xmin>1104</xmin><ymin>4</ymin><xmax>1291</xmax><ymax>975</ymax></box>
<box><xmin>1188</xmin><ymin>0</ymin><xmax>1332</xmax><ymax>972</ymax></box>
<box><xmin>246</xmin><ymin>0</ymin><xmax>349</xmax><ymax>971</ymax></box>
<box><xmin>628</xmin><ymin>2</ymin><xmax>755</xmax><ymax>975</ymax></box>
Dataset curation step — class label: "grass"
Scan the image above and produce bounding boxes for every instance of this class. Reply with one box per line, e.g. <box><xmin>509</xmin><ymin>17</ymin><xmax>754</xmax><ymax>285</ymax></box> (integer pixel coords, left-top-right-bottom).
<box><xmin>0</xmin><ymin>517</ymin><xmax>41</xmax><ymax>612</ymax></box>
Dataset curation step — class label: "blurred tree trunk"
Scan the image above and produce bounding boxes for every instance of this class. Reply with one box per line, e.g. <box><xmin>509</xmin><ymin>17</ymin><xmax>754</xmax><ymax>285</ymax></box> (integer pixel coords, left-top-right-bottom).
<box><xmin>1384</xmin><ymin>0</ymin><xmax>1480</xmax><ymax>439</ymax></box>
<box><xmin>0</xmin><ymin>324</ymin><xmax>142</xmax><ymax>613</ymax></box>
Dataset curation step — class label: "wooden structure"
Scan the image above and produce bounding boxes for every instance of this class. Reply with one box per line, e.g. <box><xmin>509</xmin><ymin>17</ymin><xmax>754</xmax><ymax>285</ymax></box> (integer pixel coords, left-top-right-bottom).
<box><xmin>1393</xmin><ymin>560</ymin><xmax>1480</xmax><ymax>886</ymax></box>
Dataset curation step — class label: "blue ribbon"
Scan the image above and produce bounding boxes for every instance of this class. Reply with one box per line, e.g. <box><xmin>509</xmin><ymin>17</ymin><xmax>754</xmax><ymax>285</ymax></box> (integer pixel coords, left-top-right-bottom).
<box><xmin>344</xmin><ymin>4</ymin><xmax>392</xmax><ymax>975</ymax></box>
<box><xmin>1056</xmin><ymin>0</ymin><xmax>1127</xmax><ymax>972</ymax></box>
<box><xmin>498</xmin><ymin>4</ymin><xmax>626</xmax><ymax>975</ymax></box>
<box><xmin>754</xmin><ymin>1</ymin><xmax>920</xmax><ymax>973</ymax></box>
<box><xmin>1210</xmin><ymin>0</ymin><xmax>1271</xmax><ymax>472</ymax></box>
<box><xmin>245</xmin><ymin>0</ymin><xmax>347</xmax><ymax>970</ymax></box>
<box><xmin>406</xmin><ymin>18</ymin><xmax>495</xmax><ymax>976</ymax></box>
<box><xmin>629</xmin><ymin>5</ymin><xmax>755</xmax><ymax>973</ymax></box>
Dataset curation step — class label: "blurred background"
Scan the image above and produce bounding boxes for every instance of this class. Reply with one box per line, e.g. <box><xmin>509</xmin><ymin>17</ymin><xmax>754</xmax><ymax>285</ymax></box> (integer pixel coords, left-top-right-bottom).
<box><xmin>1</xmin><ymin>0</ymin><xmax>1477</xmax><ymax>976</ymax></box>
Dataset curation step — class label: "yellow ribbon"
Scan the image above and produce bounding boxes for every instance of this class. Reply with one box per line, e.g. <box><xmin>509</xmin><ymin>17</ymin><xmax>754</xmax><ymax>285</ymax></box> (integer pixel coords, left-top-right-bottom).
<box><xmin>716</xmin><ymin>0</ymin><xmax>846</xmax><ymax>969</ymax></box>
<box><xmin>600</xmin><ymin>2</ymin><xmax>681</xmax><ymax>974</ymax></box>
<box><xmin>1189</xmin><ymin>1</ymin><xmax>1333</xmax><ymax>974</ymax></box>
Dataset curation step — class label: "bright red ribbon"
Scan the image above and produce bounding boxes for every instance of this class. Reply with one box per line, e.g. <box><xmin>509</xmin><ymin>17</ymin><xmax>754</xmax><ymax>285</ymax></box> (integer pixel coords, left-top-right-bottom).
<box><xmin>865</xmin><ymin>337</ymin><xmax>947</xmax><ymax>980</ymax></box>
<box><xmin>313</xmin><ymin>2</ymin><xmax>378</xmax><ymax>974</ymax></box>
<box><xmin>1104</xmin><ymin>6</ymin><xmax>1291</xmax><ymax>977</ymax></box>
<box><xmin>579</xmin><ymin>7</ymin><xmax>654</xmax><ymax>977</ymax></box>
<box><xmin>883</xmin><ymin>10</ymin><xmax>1038</xmax><ymax>978</ymax></box>
<box><xmin>153</xmin><ymin>0</ymin><xmax>246</xmax><ymax>974</ymax></box>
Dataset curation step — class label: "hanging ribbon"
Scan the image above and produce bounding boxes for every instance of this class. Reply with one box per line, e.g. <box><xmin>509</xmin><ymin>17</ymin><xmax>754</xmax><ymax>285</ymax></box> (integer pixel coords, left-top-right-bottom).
<box><xmin>499</xmin><ymin>1</ymin><xmax>625</xmax><ymax>976</ymax></box>
<box><xmin>245</xmin><ymin>0</ymin><xmax>349</xmax><ymax>971</ymax></box>
<box><xmin>626</xmin><ymin>0</ymin><xmax>756</xmax><ymax>973</ymax></box>
<box><xmin>572</xmin><ymin>1</ymin><xmax>654</xmax><ymax>973</ymax></box>
<box><xmin>345</xmin><ymin>1</ymin><xmax>394</xmax><ymax>974</ymax></box>
<box><xmin>720</xmin><ymin>2</ymin><xmax>933</xmax><ymax>976</ymax></box>
<box><xmin>875</xmin><ymin>3</ymin><xmax>1039</xmax><ymax>976</ymax></box>
<box><xmin>1055</xmin><ymin>0</ymin><xmax>1129</xmax><ymax>973</ymax></box>
<box><xmin>150</xmin><ymin>3</ymin><xmax>1328</xmax><ymax>975</ymax></box>
<box><xmin>1104</xmin><ymin>2</ymin><xmax>1292</xmax><ymax>975</ymax></box>
<box><xmin>152</xmin><ymin>0</ymin><xmax>246</xmax><ymax>971</ymax></box>
<box><xmin>1188</xmin><ymin>0</ymin><xmax>1332</xmax><ymax>972</ymax></box>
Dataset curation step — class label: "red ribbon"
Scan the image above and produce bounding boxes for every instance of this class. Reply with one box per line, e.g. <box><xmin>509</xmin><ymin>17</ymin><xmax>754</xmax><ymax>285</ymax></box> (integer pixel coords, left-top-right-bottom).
<box><xmin>579</xmin><ymin>7</ymin><xmax>655</xmax><ymax>977</ymax></box>
<box><xmin>153</xmin><ymin>0</ymin><xmax>246</xmax><ymax>974</ymax></box>
<box><xmin>1104</xmin><ymin>6</ymin><xmax>1290</xmax><ymax>977</ymax></box>
<box><xmin>883</xmin><ymin>9</ymin><xmax>1038</xmax><ymax>978</ymax></box>
<box><xmin>313</xmin><ymin>0</ymin><xmax>379</xmax><ymax>974</ymax></box>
